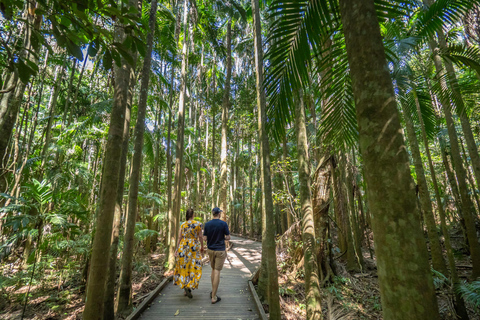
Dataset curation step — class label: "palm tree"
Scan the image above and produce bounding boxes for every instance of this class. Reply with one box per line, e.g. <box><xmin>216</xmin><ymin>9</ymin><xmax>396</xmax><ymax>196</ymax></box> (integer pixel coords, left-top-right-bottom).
<box><xmin>116</xmin><ymin>0</ymin><xmax>158</xmax><ymax>314</ymax></box>
<box><xmin>83</xmin><ymin>1</ymin><xmax>139</xmax><ymax>318</ymax></box>
<box><xmin>169</xmin><ymin>0</ymin><xmax>190</xmax><ymax>271</ymax></box>
<box><xmin>262</xmin><ymin>0</ymin><xmax>480</xmax><ymax>318</ymax></box>
<box><xmin>251</xmin><ymin>0</ymin><xmax>281</xmax><ymax>317</ymax></box>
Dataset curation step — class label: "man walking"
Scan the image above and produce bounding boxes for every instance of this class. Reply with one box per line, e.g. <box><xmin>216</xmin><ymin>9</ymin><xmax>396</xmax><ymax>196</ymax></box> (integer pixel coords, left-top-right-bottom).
<box><xmin>203</xmin><ymin>207</ymin><xmax>230</xmax><ymax>304</ymax></box>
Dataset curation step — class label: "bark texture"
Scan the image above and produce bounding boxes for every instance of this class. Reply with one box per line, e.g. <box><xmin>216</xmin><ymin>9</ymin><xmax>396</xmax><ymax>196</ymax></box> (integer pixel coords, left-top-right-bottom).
<box><xmin>83</xmin><ymin>11</ymin><xmax>134</xmax><ymax>319</ymax></box>
<box><xmin>427</xmin><ymin>30</ymin><xmax>480</xmax><ymax>278</ymax></box>
<box><xmin>252</xmin><ymin>0</ymin><xmax>281</xmax><ymax>317</ymax></box>
<box><xmin>219</xmin><ymin>19</ymin><xmax>232</xmax><ymax>220</ymax></box>
<box><xmin>338</xmin><ymin>0</ymin><xmax>440</xmax><ymax>318</ymax></box>
<box><xmin>169</xmin><ymin>0</ymin><xmax>190</xmax><ymax>270</ymax></box>
<box><xmin>294</xmin><ymin>92</ymin><xmax>322</xmax><ymax>320</ymax></box>
<box><xmin>400</xmin><ymin>99</ymin><xmax>447</xmax><ymax>274</ymax></box>
<box><xmin>115</xmin><ymin>0</ymin><xmax>157</xmax><ymax>315</ymax></box>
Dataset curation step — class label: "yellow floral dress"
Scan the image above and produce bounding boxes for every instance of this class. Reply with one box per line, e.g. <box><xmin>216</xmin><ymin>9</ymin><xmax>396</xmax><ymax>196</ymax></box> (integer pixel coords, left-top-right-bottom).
<box><xmin>173</xmin><ymin>220</ymin><xmax>203</xmax><ymax>290</ymax></box>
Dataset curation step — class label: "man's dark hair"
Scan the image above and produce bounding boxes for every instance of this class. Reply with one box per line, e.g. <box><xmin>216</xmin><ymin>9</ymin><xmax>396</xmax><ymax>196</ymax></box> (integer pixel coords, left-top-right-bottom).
<box><xmin>212</xmin><ymin>207</ymin><xmax>222</xmax><ymax>216</ymax></box>
<box><xmin>186</xmin><ymin>208</ymin><xmax>194</xmax><ymax>220</ymax></box>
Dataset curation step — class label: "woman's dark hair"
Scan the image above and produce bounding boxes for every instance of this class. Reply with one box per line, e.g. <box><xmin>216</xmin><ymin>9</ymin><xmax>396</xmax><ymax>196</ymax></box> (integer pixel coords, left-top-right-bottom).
<box><xmin>186</xmin><ymin>208</ymin><xmax>194</xmax><ymax>220</ymax></box>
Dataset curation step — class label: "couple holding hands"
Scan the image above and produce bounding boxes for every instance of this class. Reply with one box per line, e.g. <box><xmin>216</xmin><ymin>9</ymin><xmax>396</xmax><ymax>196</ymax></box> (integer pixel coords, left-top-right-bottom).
<box><xmin>173</xmin><ymin>207</ymin><xmax>230</xmax><ymax>304</ymax></box>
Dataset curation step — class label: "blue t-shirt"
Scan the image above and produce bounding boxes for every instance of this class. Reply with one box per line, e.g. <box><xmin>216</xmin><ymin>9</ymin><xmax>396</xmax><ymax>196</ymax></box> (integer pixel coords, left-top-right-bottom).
<box><xmin>203</xmin><ymin>219</ymin><xmax>230</xmax><ymax>251</ymax></box>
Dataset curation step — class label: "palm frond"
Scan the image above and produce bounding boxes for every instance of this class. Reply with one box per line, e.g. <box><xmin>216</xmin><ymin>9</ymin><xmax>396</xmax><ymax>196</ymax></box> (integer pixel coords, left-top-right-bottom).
<box><xmin>415</xmin><ymin>0</ymin><xmax>480</xmax><ymax>40</ymax></box>
<box><xmin>456</xmin><ymin>280</ymin><xmax>480</xmax><ymax>310</ymax></box>
<box><xmin>440</xmin><ymin>44</ymin><xmax>480</xmax><ymax>75</ymax></box>
<box><xmin>398</xmin><ymin>87</ymin><xmax>438</xmax><ymax>141</ymax></box>
<box><xmin>316</xmin><ymin>36</ymin><xmax>358</xmax><ymax>150</ymax></box>
<box><xmin>264</xmin><ymin>0</ymin><xmax>340</xmax><ymax>143</ymax></box>
<box><xmin>143</xmin><ymin>130</ymin><xmax>156</xmax><ymax>165</ymax></box>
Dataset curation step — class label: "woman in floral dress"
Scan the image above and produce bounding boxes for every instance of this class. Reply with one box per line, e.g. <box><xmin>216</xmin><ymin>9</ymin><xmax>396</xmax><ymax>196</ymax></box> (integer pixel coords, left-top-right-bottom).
<box><xmin>174</xmin><ymin>208</ymin><xmax>204</xmax><ymax>298</ymax></box>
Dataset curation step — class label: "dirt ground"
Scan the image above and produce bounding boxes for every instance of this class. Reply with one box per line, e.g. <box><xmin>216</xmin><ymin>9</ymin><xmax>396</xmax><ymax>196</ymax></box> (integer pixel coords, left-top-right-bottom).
<box><xmin>0</xmin><ymin>251</ymin><xmax>166</xmax><ymax>320</ymax></box>
<box><xmin>274</xmin><ymin>227</ymin><xmax>480</xmax><ymax>320</ymax></box>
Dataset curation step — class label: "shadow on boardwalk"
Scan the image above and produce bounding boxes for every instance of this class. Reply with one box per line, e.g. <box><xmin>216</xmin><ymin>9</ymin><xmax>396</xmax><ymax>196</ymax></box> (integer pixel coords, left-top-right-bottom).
<box><xmin>138</xmin><ymin>236</ymin><xmax>262</xmax><ymax>320</ymax></box>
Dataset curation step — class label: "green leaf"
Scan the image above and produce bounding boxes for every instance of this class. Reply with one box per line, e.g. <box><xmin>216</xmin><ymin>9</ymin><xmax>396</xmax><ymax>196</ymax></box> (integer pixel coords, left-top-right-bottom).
<box><xmin>103</xmin><ymin>50</ymin><xmax>113</xmax><ymax>70</ymax></box>
<box><xmin>16</xmin><ymin>59</ymin><xmax>36</xmax><ymax>83</ymax></box>
<box><xmin>88</xmin><ymin>42</ymin><xmax>99</xmax><ymax>58</ymax></box>
<box><xmin>66</xmin><ymin>39</ymin><xmax>83</xmax><ymax>61</ymax></box>
<box><xmin>113</xmin><ymin>42</ymin><xmax>134</xmax><ymax>66</ymax></box>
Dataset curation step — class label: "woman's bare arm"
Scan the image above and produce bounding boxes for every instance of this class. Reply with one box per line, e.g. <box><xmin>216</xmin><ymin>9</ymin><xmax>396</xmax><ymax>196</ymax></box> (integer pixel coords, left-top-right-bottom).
<box><xmin>197</xmin><ymin>228</ymin><xmax>204</xmax><ymax>253</ymax></box>
<box><xmin>175</xmin><ymin>228</ymin><xmax>183</xmax><ymax>256</ymax></box>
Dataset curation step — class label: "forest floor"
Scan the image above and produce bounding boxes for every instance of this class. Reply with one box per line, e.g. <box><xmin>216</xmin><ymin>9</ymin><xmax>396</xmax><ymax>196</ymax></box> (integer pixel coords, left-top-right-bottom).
<box><xmin>0</xmin><ymin>248</ymin><xmax>166</xmax><ymax>320</ymax></box>
<box><xmin>2</xmin><ymin>231</ymin><xmax>480</xmax><ymax>319</ymax></box>
<box><xmin>273</xmin><ymin>226</ymin><xmax>479</xmax><ymax>320</ymax></box>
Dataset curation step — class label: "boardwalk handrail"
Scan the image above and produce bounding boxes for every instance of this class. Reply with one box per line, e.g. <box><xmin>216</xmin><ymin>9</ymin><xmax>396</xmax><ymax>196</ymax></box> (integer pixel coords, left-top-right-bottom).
<box><xmin>126</xmin><ymin>275</ymin><xmax>173</xmax><ymax>320</ymax></box>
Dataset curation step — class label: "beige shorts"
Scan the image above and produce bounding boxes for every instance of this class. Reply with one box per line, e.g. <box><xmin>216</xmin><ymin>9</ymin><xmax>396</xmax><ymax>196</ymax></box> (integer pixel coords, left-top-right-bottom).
<box><xmin>207</xmin><ymin>249</ymin><xmax>227</xmax><ymax>271</ymax></box>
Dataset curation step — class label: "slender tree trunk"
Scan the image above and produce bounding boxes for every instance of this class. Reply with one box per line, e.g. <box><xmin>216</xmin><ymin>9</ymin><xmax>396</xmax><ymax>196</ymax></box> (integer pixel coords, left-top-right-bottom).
<box><xmin>68</xmin><ymin>52</ymin><xmax>89</xmax><ymax>125</ymax></box>
<box><xmin>333</xmin><ymin>154</ymin><xmax>357</xmax><ymax>271</ymax></box>
<box><xmin>39</xmin><ymin>59</ymin><xmax>66</xmax><ymax>176</ymax></box>
<box><xmin>338</xmin><ymin>1</ymin><xmax>439</xmax><ymax>318</ymax></box>
<box><xmin>116</xmin><ymin>1</ymin><xmax>157</xmax><ymax>314</ymax></box>
<box><xmin>252</xmin><ymin>0</ymin><xmax>281</xmax><ymax>317</ymax></box>
<box><xmin>61</xmin><ymin>60</ymin><xmax>77</xmax><ymax>125</ymax></box>
<box><xmin>400</xmin><ymin>98</ymin><xmax>447</xmax><ymax>274</ymax></box>
<box><xmin>436</xmin><ymin>29</ymin><xmax>480</xmax><ymax>194</ymax></box>
<box><xmin>414</xmin><ymin>92</ymin><xmax>470</xmax><ymax>319</ymax></box>
<box><xmin>312</xmin><ymin>153</ymin><xmax>333</xmax><ymax>285</ymax></box>
<box><xmin>249</xmin><ymin>138</ymin><xmax>254</xmax><ymax>237</ymax></box>
<box><xmin>347</xmin><ymin>157</ymin><xmax>364</xmax><ymax>271</ymax></box>
<box><xmin>294</xmin><ymin>91</ymin><xmax>322</xmax><ymax>319</ymax></box>
<box><xmin>283</xmin><ymin>135</ymin><xmax>294</xmax><ymax>229</ymax></box>
<box><xmin>0</xmin><ymin>2</ymin><xmax>42</xmax><ymax>167</ymax></box>
<box><xmin>169</xmin><ymin>0</ymin><xmax>190</xmax><ymax>271</ymax></box>
<box><xmin>103</xmin><ymin>95</ymin><xmax>131</xmax><ymax>320</ymax></box>
<box><xmin>331</xmin><ymin>155</ymin><xmax>347</xmax><ymax>254</ymax></box>
<box><xmin>210</xmin><ymin>54</ymin><xmax>218</xmax><ymax>210</ymax></box>
<box><xmin>83</xmin><ymin>3</ymin><xmax>136</xmax><ymax>316</ymax></box>
<box><xmin>147</xmin><ymin>107</ymin><xmax>161</xmax><ymax>252</ymax></box>
<box><xmin>427</xmin><ymin>30</ymin><xmax>480</xmax><ymax>279</ymax></box>
<box><xmin>167</xmin><ymin>0</ymin><xmax>184</xmax><ymax>269</ymax></box>
<box><xmin>219</xmin><ymin>18</ymin><xmax>232</xmax><ymax>220</ymax></box>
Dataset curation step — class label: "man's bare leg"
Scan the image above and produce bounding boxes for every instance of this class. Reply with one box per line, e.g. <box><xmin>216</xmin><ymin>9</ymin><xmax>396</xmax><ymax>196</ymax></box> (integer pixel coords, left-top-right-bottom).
<box><xmin>211</xmin><ymin>269</ymin><xmax>221</xmax><ymax>302</ymax></box>
<box><xmin>211</xmin><ymin>268</ymin><xmax>215</xmax><ymax>287</ymax></box>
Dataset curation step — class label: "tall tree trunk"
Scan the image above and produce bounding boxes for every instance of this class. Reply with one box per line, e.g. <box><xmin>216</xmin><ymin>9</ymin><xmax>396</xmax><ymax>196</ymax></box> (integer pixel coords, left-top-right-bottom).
<box><xmin>0</xmin><ymin>2</ymin><xmax>41</xmax><ymax>166</ymax></box>
<box><xmin>116</xmin><ymin>1</ymin><xmax>157</xmax><ymax>314</ymax></box>
<box><xmin>210</xmin><ymin>54</ymin><xmax>218</xmax><ymax>210</ymax></box>
<box><xmin>67</xmin><ymin>52</ymin><xmax>89</xmax><ymax>125</ymax></box>
<box><xmin>427</xmin><ymin>27</ymin><xmax>480</xmax><ymax>279</ymax></box>
<box><xmin>103</xmin><ymin>95</ymin><xmax>131</xmax><ymax>320</ymax></box>
<box><xmin>249</xmin><ymin>138</ymin><xmax>254</xmax><ymax>237</ymax></box>
<box><xmin>39</xmin><ymin>59</ymin><xmax>66</xmax><ymax>177</ymax></box>
<box><xmin>436</xmin><ymin>28</ymin><xmax>480</xmax><ymax>194</ymax></box>
<box><xmin>312</xmin><ymin>153</ymin><xmax>333</xmax><ymax>285</ymax></box>
<box><xmin>294</xmin><ymin>91</ymin><xmax>322</xmax><ymax>319</ymax></box>
<box><xmin>346</xmin><ymin>156</ymin><xmax>364</xmax><ymax>271</ymax></box>
<box><xmin>219</xmin><ymin>18</ymin><xmax>232</xmax><ymax>220</ymax></box>
<box><xmin>169</xmin><ymin>0</ymin><xmax>190</xmax><ymax>270</ymax></box>
<box><xmin>332</xmin><ymin>154</ymin><xmax>358</xmax><ymax>271</ymax></box>
<box><xmin>338</xmin><ymin>0</ymin><xmax>440</xmax><ymax>318</ymax></box>
<box><xmin>331</xmin><ymin>155</ymin><xmax>347</xmax><ymax>254</ymax></box>
<box><xmin>283</xmin><ymin>135</ymin><xmax>295</xmax><ymax>229</ymax></box>
<box><xmin>83</xmin><ymin>2</ymin><xmax>136</xmax><ymax>316</ymax></box>
<box><xmin>400</xmin><ymin>98</ymin><xmax>447</xmax><ymax>274</ymax></box>
<box><xmin>167</xmin><ymin>0</ymin><xmax>184</xmax><ymax>269</ymax></box>
<box><xmin>0</xmin><ymin>3</ymin><xmax>42</xmax><ymax>194</ymax></box>
<box><xmin>414</xmin><ymin>89</ymin><xmax>470</xmax><ymax>319</ymax></box>
<box><xmin>252</xmin><ymin>0</ymin><xmax>281</xmax><ymax>317</ymax></box>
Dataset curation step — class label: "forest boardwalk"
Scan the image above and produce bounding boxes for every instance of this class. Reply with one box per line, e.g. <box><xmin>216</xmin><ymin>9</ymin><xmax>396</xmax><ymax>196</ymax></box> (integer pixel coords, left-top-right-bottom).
<box><xmin>138</xmin><ymin>236</ymin><xmax>262</xmax><ymax>320</ymax></box>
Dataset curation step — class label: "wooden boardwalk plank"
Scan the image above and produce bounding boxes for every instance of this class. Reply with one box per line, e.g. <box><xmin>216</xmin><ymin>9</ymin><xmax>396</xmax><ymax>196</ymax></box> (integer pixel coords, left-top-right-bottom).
<box><xmin>139</xmin><ymin>236</ymin><xmax>262</xmax><ymax>320</ymax></box>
